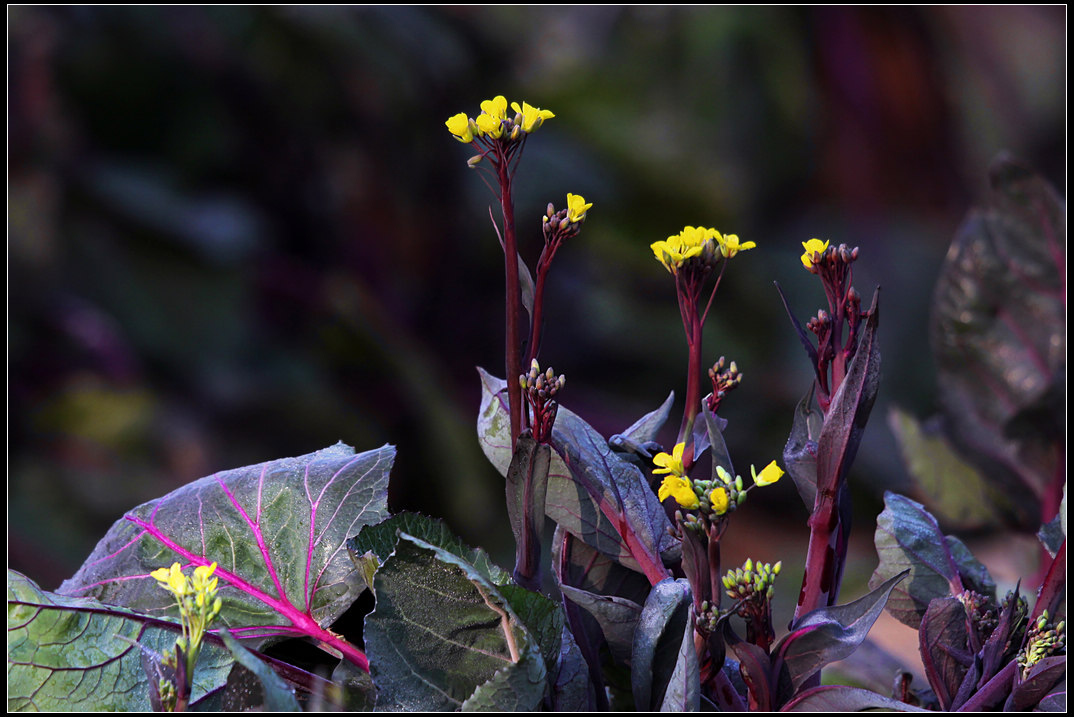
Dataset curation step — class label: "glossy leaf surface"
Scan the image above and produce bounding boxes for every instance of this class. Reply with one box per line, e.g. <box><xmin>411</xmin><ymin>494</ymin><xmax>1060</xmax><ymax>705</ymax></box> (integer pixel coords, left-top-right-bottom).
<box><xmin>782</xmin><ymin>685</ymin><xmax>931</xmax><ymax>712</ymax></box>
<box><xmin>630</xmin><ymin>577</ymin><xmax>692</xmax><ymax>711</ymax></box>
<box><xmin>364</xmin><ymin>533</ymin><xmax>543</xmax><ymax>711</ymax></box>
<box><xmin>57</xmin><ymin>443</ymin><xmax>394</xmax><ymax>668</ymax></box>
<box><xmin>7</xmin><ymin>569</ymin><xmax>233</xmax><ymax>711</ymax></box>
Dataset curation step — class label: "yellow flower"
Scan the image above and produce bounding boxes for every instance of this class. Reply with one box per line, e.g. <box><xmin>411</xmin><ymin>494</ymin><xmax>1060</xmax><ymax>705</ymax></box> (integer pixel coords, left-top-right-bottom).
<box><xmin>511</xmin><ymin>100</ymin><xmax>555</xmax><ymax>133</ymax></box>
<box><xmin>191</xmin><ymin>562</ymin><xmax>219</xmax><ymax>595</ymax></box>
<box><xmin>566</xmin><ymin>193</ymin><xmax>592</xmax><ymax>223</ymax></box>
<box><xmin>751</xmin><ymin>461</ymin><xmax>784</xmax><ymax>487</ymax></box>
<box><xmin>659</xmin><ymin>475</ymin><xmax>700</xmax><ymax>510</ymax></box>
<box><xmin>709</xmin><ymin>487</ymin><xmax>730</xmax><ymax>515</ymax></box>
<box><xmin>717</xmin><ymin>233</ymin><xmax>756</xmax><ymax>258</ymax></box>
<box><xmin>653</xmin><ymin>442</ymin><xmax>687</xmax><ymax>477</ymax></box>
<box><xmin>151</xmin><ymin>562</ymin><xmax>191</xmax><ymax>597</ymax></box>
<box><xmin>800</xmin><ymin>238</ymin><xmax>829</xmax><ymax>270</ymax></box>
<box><xmin>651</xmin><ymin>232</ymin><xmax>705</xmax><ymax>274</ymax></box>
<box><xmin>481</xmin><ymin>95</ymin><xmax>508</xmax><ymax>120</ymax></box>
<box><xmin>445</xmin><ymin>112</ymin><xmax>474</xmax><ymax>143</ymax></box>
<box><xmin>475</xmin><ymin>111</ymin><xmax>504</xmax><ymax>138</ymax></box>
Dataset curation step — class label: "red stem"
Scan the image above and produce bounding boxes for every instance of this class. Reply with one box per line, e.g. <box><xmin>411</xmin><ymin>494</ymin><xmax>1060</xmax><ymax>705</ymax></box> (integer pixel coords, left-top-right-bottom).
<box><xmin>498</xmin><ymin>158</ymin><xmax>523</xmax><ymax>448</ymax></box>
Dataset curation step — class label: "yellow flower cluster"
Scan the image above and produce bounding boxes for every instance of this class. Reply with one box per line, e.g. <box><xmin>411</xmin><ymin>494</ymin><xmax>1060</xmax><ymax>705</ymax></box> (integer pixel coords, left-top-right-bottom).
<box><xmin>651</xmin><ymin>226</ymin><xmax>755</xmax><ymax>275</ymax></box>
<box><xmin>446</xmin><ymin>95</ymin><xmax>555</xmax><ymax>144</ymax></box>
<box><xmin>150</xmin><ymin>561</ymin><xmax>223</xmax><ymax>671</ymax></box>
<box><xmin>653</xmin><ymin>445</ymin><xmax>784</xmax><ymax>520</ymax></box>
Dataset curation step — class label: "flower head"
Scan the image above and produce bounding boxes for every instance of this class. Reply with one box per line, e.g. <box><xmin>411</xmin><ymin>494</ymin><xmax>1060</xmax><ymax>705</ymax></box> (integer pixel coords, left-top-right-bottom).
<box><xmin>709</xmin><ymin>487</ymin><xmax>730</xmax><ymax>515</ymax></box>
<box><xmin>800</xmin><ymin>238</ymin><xmax>830</xmax><ymax>270</ymax></box>
<box><xmin>445</xmin><ymin>113</ymin><xmax>474</xmax><ymax>143</ymax></box>
<box><xmin>151</xmin><ymin>562</ymin><xmax>191</xmax><ymax>598</ymax></box>
<box><xmin>651</xmin><ymin>226</ymin><xmax>712</xmax><ymax>274</ymax></box>
<box><xmin>653</xmin><ymin>442</ymin><xmax>687</xmax><ymax>477</ymax></box>
<box><xmin>566</xmin><ymin>193</ymin><xmax>592</xmax><ymax>223</ymax></box>
<box><xmin>751</xmin><ymin>461</ymin><xmax>784</xmax><ymax>487</ymax></box>
<box><xmin>659</xmin><ymin>475</ymin><xmax>700</xmax><ymax>510</ymax></box>
<box><xmin>717</xmin><ymin>233</ymin><xmax>756</xmax><ymax>258</ymax></box>
<box><xmin>511</xmin><ymin>100</ymin><xmax>555</xmax><ymax>133</ymax></box>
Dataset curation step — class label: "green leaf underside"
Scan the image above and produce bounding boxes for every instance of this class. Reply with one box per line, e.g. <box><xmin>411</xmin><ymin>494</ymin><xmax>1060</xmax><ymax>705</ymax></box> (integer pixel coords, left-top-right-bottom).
<box><xmin>777</xmin><ymin>569</ymin><xmax>909</xmax><ymax>691</ymax></box>
<box><xmin>7</xmin><ymin>569</ymin><xmax>233</xmax><ymax>711</ymax></box>
<box><xmin>887</xmin><ymin>407</ymin><xmax>1008</xmax><ymax>529</ymax></box>
<box><xmin>870</xmin><ymin>492</ymin><xmax>995</xmax><ymax>629</ymax></box>
<box><xmin>364</xmin><ymin>534</ymin><xmax>543</xmax><ymax>711</ymax></box>
<box><xmin>348</xmin><ymin>511</ymin><xmax>509</xmax><ymax>587</ymax></box>
<box><xmin>57</xmin><ymin>444</ymin><xmax>395</xmax><ymax>656</ymax></box>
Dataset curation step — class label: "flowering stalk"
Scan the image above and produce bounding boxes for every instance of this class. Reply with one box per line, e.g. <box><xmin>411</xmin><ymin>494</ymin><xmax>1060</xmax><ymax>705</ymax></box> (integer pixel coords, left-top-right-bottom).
<box><xmin>652</xmin><ymin>227</ymin><xmax>754</xmax><ymax>466</ymax></box>
<box><xmin>447</xmin><ymin>96</ymin><xmax>555</xmax><ymax>448</ymax></box>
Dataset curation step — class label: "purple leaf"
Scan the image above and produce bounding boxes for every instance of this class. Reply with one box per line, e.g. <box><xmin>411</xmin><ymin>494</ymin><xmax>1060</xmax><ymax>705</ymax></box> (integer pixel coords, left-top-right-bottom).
<box><xmin>930</xmin><ymin>154</ymin><xmax>1065</xmax><ymax>529</ymax></box>
<box><xmin>1004</xmin><ymin>655</ymin><xmax>1066</xmax><ymax>712</ymax></box>
<box><xmin>781</xmin><ymin>685</ymin><xmax>931</xmax><ymax>712</ymax></box>
<box><xmin>505</xmin><ymin>434</ymin><xmax>551</xmax><ymax>591</ymax></box>
<box><xmin>918</xmin><ymin>597</ymin><xmax>972</xmax><ymax>710</ymax></box>
<box><xmin>782</xmin><ymin>385</ymin><xmax>822</xmax><ymax>510</ymax></box>
<box><xmin>57</xmin><ymin>443</ymin><xmax>395</xmax><ymax>670</ymax></box>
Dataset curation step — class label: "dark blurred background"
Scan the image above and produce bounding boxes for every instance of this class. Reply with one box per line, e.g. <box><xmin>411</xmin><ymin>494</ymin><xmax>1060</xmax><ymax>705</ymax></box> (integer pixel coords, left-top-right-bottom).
<box><xmin>8</xmin><ymin>5</ymin><xmax>1064</xmax><ymax>643</ymax></box>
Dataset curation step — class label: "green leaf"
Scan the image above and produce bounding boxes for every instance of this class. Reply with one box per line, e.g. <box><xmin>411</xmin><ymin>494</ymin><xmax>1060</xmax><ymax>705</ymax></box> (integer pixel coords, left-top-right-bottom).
<box><xmin>775</xmin><ymin>569</ymin><xmax>908</xmax><ymax>691</ymax></box>
<box><xmin>499</xmin><ymin>583</ymin><xmax>563</xmax><ymax>677</ymax></box>
<box><xmin>870</xmin><ymin>492</ymin><xmax>995</xmax><ymax>628</ymax></box>
<box><xmin>363</xmin><ymin>533</ymin><xmax>543</xmax><ymax>711</ymax></box>
<box><xmin>888</xmin><ymin>407</ymin><xmax>1007</xmax><ymax>529</ymax></box>
<box><xmin>7</xmin><ymin>569</ymin><xmax>233</xmax><ymax>711</ymax></box>
<box><xmin>347</xmin><ymin>511</ymin><xmax>509</xmax><ymax>587</ymax></box>
<box><xmin>630</xmin><ymin>578</ymin><xmax>693</xmax><ymax>711</ymax></box>
<box><xmin>217</xmin><ymin>628</ymin><xmax>301</xmax><ymax>712</ymax></box>
<box><xmin>930</xmin><ymin>154</ymin><xmax>1065</xmax><ymax>530</ymax></box>
<box><xmin>58</xmin><ymin>443</ymin><xmax>394</xmax><ymax>667</ymax></box>
<box><xmin>782</xmin><ymin>384</ymin><xmax>822</xmax><ymax>510</ymax></box>
<box><xmin>782</xmin><ymin>685</ymin><xmax>931</xmax><ymax>712</ymax></box>
<box><xmin>461</xmin><ymin>639</ymin><xmax>546</xmax><ymax>712</ymax></box>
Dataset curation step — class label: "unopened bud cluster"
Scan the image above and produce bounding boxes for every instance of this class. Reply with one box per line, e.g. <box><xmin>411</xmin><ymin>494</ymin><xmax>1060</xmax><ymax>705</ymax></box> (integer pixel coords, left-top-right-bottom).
<box><xmin>958</xmin><ymin>590</ymin><xmax>999</xmax><ymax>643</ymax></box>
<box><xmin>706</xmin><ymin>356</ymin><xmax>742</xmax><ymax>412</ymax></box>
<box><xmin>1019</xmin><ymin>611</ymin><xmax>1066</xmax><ymax>676</ymax></box>
<box><xmin>723</xmin><ymin>558</ymin><xmax>781</xmax><ymax>605</ymax></box>
<box><xmin>520</xmin><ymin>359</ymin><xmax>565</xmax><ymax>443</ymax></box>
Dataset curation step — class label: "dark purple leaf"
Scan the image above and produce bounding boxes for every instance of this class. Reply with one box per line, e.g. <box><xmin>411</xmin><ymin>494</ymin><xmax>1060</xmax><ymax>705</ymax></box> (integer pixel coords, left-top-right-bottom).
<box><xmin>930</xmin><ymin>154</ymin><xmax>1065</xmax><ymax>530</ymax></box>
<box><xmin>1004</xmin><ymin>655</ymin><xmax>1066</xmax><ymax>712</ymax></box>
<box><xmin>781</xmin><ymin>685</ymin><xmax>931</xmax><ymax>712</ymax></box>
<box><xmin>559</xmin><ymin>584</ymin><xmax>642</xmax><ymax>666</ymax></box>
<box><xmin>724</xmin><ymin>623</ymin><xmax>774</xmax><ymax>712</ymax></box>
<box><xmin>974</xmin><ymin>586</ymin><xmax>1025</xmax><ymax>690</ymax></box>
<box><xmin>815</xmin><ymin>287</ymin><xmax>880</xmax><ymax>496</ymax></box>
<box><xmin>58</xmin><ymin>443</ymin><xmax>395</xmax><ymax>670</ymax></box>
<box><xmin>783</xmin><ymin>384</ymin><xmax>822</xmax><ymax>510</ymax></box>
<box><xmin>870</xmin><ymin>492</ymin><xmax>995</xmax><ymax>628</ymax></box>
<box><xmin>631</xmin><ymin>578</ymin><xmax>692</xmax><ymax>711</ymax></box>
<box><xmin>774</xmin><ymin>280</ymin><xmax>820</xmax><ymax>374</ymax></box>
<box><xmin>505</xmin><ymin>433</ymin><xmax>551</xmax><ymax>590</ymax></box>
<box><xmin>478</xmin><ymin>369</ymin><xmax>676</xmax><ymax>576</ymax></box>
<box><xmin>775</xmin><ymin>569</ymin><xmax>908</xmax><ymax>692</ymax></box>
<box><xmin>918</xmin><ymin>597</ymin><xmax>972</xmax><ymax>710</ymax></box>
<box><xmin>608</xmin><ymin>390</ymin><xmax>675</xmax><ymax>460</ymax></box>
<box><xmin>701</xmin><ymin>399</ymin><xmax>735</xmax><ymax>480</ymax></box>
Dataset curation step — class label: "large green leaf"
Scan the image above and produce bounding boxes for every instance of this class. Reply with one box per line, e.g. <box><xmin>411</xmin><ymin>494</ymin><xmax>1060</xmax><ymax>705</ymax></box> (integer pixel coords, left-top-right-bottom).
<box><xmin>869</xmin><ymin>492</ymin><xmax>995</xmax><ymax>628</ymax></box>
<box><xmin>363</xmin><ymin>534</ymin><xmax>544</xmax><ymax>711</ymax></box>
<box><xmin>57</xmin><ymin>444</ymin><xmax>394</xmax><ymax>668</ymax></box>
<box><xmin>887</xmin><ymin>407</ymin><xmax>1007</xmax><ymax>529</ymax></box>
<box><xmin>930</xmin><ymin>154</ymin><xmax>1065</xmax><ymax>529</ymax></box>
<box><xmin>7</xmin><ymin>570</ymin><xmax>233</xmax><ymax>711</ymax></box>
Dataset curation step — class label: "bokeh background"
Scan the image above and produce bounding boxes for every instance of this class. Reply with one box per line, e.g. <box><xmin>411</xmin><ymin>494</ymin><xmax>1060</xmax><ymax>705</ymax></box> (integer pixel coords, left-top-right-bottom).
<box><xmin>8</xmin><ymin>6</ymin><xmax>1064</xmax><ymax>669</ymax></box>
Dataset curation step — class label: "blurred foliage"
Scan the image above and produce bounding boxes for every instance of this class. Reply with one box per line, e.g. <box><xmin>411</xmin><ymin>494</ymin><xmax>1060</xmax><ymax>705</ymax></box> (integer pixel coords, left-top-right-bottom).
<box><xmin>8</xmin><ymin>6</ymin><xmax>1065</xmax><ymax>595</ymax></box>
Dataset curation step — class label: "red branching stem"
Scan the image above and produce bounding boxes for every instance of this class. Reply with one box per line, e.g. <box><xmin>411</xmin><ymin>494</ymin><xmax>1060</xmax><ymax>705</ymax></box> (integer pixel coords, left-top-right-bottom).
<box><xmin>794</xmin><ymin>485</ymin><xmax>840</xmax><ymax>623</ymax></box>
